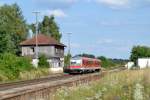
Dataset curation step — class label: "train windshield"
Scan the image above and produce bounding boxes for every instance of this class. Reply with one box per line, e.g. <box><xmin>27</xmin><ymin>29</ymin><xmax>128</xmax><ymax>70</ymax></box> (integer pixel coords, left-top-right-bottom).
<box><xmin>71</xmin><ymin>61</ymin><xmax>81</xmax><ymax>66</ymax></box>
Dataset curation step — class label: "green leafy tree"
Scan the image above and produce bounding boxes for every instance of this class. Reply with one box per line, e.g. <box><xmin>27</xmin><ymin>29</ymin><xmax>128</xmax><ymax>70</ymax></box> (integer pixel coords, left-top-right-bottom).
<box><xmin>64</xmin><ymin>54</ymin><xmax>71</xmax><ymax>68</ymax></box>
<box><xmin>38</xmin><ymin>54</ymin><xmax>49</xmax><ymax>68</ymax></box>
<box><xmin>38</xmin><ymin>16</ymin><xmax>62</xmax><ymax>42</ymax></box>
<box><xmin>0</xmin><ymin>4</ymin><xmax>27</xmax><ymax>54</ymax></box>
<box><xmin>130</xmin><ymin>46</ymin><xmax>150</xmax><ymax>63</ymax></box>
<box><xmin>0</xmin><ymin>31</ymin><xmax>15</xmax><ymax>53</ymax></box>
<box><xmin>30</xmin><ymin>16</ymin><xmax>62</xmax><ymax>41</ymax></box>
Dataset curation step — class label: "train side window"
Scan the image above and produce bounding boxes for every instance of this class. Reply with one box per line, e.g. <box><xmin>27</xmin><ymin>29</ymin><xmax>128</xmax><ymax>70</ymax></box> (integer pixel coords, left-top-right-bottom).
<box><xmin>83</xmin><ymin>60</ymin><xmax>87</xmax><ymax>65</ymax></box>
<box><xmin>83</xmin><ymin>60</ymin><xmax>85</xmax><ymax>64</ymax></box>
<box><xmin>96</xmin><ymin>61</ymin><xmax>98</xmax><ymax>66</ymax></box>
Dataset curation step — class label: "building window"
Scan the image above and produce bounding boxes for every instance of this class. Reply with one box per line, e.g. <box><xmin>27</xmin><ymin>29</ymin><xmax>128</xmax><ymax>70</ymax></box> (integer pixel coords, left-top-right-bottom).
<box><xmin>55</xmin><ymin>48</ymin><xmax>61</xmax><ymax>54</ymax></box>
<box><xmin>55</xmin><ymin>48</ymin><xmax>58</xmax><ymax>54</ymax></box>
<box><xmin>31</xmin><ymin>47</ymin><xmax>34</xmax><ymax>53</ymax></box>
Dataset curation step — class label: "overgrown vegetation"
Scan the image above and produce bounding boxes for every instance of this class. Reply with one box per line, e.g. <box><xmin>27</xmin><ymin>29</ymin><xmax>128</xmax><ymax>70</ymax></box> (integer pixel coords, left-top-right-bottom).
<box><xmin>54</xmin><ymin>69</ymin><xmax>150</xmax><ymax>100</ymax></box>
<box><xmin>38</xmin><ymin>54</ymin><xmax>49</xmax><ymax>68</ymax></box>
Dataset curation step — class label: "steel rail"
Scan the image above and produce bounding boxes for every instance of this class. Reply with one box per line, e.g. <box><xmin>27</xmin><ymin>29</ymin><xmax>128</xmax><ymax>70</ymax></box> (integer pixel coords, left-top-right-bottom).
<box><xmin>0</xmin><ymin>73</ymin><xmax>70</xmax><ymax>91</ymax></box>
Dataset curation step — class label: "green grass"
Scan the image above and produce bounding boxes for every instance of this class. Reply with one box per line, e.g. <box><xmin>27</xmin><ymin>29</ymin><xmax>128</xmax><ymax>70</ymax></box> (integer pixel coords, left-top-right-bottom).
<box><xmin>53</xmin><ymin>69</ymin><xmax>150</xmax><ymax>100</ymax></box>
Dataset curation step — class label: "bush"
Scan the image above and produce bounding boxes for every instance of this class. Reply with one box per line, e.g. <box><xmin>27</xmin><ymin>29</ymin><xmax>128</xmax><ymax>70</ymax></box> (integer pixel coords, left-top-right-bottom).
<box><xmin>0</xmin><ymin>53</ymin><xmax>34</xmax><ymax>81</ymax></box>
<box><xmin>38</xmin><ymin>54</ymin><xmax>49</xmax><ymax>68</ymax></box>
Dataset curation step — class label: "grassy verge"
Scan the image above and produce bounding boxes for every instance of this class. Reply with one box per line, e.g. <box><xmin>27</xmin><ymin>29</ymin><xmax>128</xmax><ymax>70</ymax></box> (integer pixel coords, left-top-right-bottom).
<box><xmin>19</xmin><ymin>68</ymin><xmax>51</xmax><ymax>80</ymax></box>
<box><xmin>54</xmin><ymin>69</ymin><xmax>150</xmax><ymax>100</ymax></box>
<box><xmin>0</xmin><ymin>68</ymin><xmax>52</xmax><ymax>83</ymax></box>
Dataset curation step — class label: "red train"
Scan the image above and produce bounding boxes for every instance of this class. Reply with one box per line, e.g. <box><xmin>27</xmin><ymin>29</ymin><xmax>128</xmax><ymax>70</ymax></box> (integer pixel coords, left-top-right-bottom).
<box><xmin>64</xmin><ymin>57</ymin><xmax>101</xmax><ymax>73</ymax></box>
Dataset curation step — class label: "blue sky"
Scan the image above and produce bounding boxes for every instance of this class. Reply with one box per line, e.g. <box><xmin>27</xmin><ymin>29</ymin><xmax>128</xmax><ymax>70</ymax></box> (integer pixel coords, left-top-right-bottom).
<box><xmin>1</xmin><ymin>0</ymin><xmax>150</xmax><ymax>59</ymax></box>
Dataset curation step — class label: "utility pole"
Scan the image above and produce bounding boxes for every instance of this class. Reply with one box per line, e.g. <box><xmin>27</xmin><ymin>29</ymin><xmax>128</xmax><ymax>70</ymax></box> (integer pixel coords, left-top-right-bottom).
<box><xmin>66</xmin><ymin>33</ymin><xmax>72</xmax><ymax>68</ymax></box>
<box><xmin>33</xmin><ymin>11</ymin><xmax>40</xmax><ymax>59</ymax></box>
<box><xmin>67</xmin><ymin>33</ymin><xmax>72</xmax><ymax>55</ymax></box>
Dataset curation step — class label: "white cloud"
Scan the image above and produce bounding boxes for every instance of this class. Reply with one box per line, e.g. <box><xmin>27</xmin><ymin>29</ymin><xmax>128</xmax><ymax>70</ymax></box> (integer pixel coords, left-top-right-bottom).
<box><xmin>42</xmin><ymin>9</ymin><xmax>67</xmax><ymax>18</ymax></box>
<box><xmin>95</xmin><ymin>0</ymin><xmax>150</xmax><ymax>9</ymax></box>
<box><xmin>96</xmin><ymin>0</ymin><xmax>129</xmax><ymax>8</ymax></box>
<box><xmin>33</xmin><ymin>0</ymin><xmax>78</xmax><ymax>9</ymax></box>
<box><xmin>99</xmin><ymin>0</ymin><xmax>129</xmax><ymax>6</ymax></box>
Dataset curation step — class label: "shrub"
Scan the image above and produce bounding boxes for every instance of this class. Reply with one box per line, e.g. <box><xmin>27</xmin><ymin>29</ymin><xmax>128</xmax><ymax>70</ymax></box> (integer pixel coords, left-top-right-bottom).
<box><xmin>38</xmin><ymin>54</ymin><xmax>49</xmax><ymax>68</ymax></box>
<box><xmin>0</xmin><ymin>53</ymin><xmax>34</xmax><ymax>80</ymax></box>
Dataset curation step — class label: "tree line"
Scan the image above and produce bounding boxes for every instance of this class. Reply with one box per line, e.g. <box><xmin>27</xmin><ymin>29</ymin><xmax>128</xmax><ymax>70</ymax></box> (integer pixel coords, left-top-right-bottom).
<box><xmin>0</xmin><ymin>3</ymin><xmax>61</xmax><ymax>55</ymax></box>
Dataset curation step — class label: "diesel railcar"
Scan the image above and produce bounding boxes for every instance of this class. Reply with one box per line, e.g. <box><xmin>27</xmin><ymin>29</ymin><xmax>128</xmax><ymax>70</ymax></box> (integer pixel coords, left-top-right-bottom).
<box><xmin>64</xmin><ymin>57</ymin><xmax>101</xmax><ymax>73</ymax></box>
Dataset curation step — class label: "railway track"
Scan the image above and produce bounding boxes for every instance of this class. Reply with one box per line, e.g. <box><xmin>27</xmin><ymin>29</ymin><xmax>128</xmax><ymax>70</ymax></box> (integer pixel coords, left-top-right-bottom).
<box><xmin>0</xmin><ymin>67</ymin><xmax>126</xmax><ymax>100</ymax></box>
<box><xmin>0</xmin><ymin>73</ymin><xmax>72</xmax><ymax>91</ymax></box>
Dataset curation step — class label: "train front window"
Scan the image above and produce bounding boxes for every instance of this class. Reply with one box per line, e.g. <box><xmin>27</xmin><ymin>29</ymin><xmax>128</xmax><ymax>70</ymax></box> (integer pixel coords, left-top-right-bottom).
<box><xmin>71</xmin><ymin>61</ymin><xmax>80</xmax><ymax>66</ymax></box>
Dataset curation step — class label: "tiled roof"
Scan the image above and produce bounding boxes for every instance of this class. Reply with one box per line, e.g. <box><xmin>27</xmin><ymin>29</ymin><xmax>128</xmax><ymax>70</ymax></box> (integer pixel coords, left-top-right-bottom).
<box><xmin>20</xmin><ymin>34</ymin><xmax>66</xmax><ymax>47</ymax></box>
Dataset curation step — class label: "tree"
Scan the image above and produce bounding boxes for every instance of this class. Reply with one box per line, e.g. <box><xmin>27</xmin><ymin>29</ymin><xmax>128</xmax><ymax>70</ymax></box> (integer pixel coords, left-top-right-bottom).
<box><xmin>130</xmin><ymin>46</ymin><xmax>150</xmax><ymax>63</ymax></box>
<box><xmin>0</xmin><ymin>4</ymin><xmax>27</xmax><ymax>54</ymax></box>
<box><xmin>28</xmin><ymin>24</ymin><xmax>36</xmax><ymax>34</ymax></box>
<box><xmin>75</xmin><ymin>53</ymin><xmax>95</xmax><ymax>58</ymax></box>
<box><xmin>38</xmin><ymin>16</ymin><xmax>62</xmax><ymax>42</ymax></box>
<box><xmin>0</xmin><ymin>31</ymin><xmax>15</xmax><ymax>53</ymax></box>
